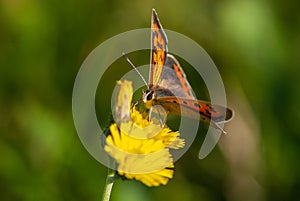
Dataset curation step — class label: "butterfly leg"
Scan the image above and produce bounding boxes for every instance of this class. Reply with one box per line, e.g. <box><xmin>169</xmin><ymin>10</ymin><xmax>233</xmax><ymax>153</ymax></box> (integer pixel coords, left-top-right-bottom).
<box><xmin>128</xmin><ymin>104</ymin><xmax>140</xmax><ymax>134</ymax></box>
<box><xmin>212</xmin><ymin>121</ymin><xmax>227</xmax><ymax>134</ymax></box>
<box><xmin>133</xmin><ymin>99</ymin><xmax>143</xmax><ymax>107</ymax></box>
<box><xmin>149</xmin><ymin>105</ymin><xmax>167</xmax><ymax>127</ymax></box>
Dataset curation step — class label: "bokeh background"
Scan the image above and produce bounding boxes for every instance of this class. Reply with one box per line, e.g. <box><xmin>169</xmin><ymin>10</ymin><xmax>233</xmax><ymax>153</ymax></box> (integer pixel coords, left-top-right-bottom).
<box><xmin>1</xmin><ymin>0</ymin><xmax>300</xmax><ymax>200</ymax></box>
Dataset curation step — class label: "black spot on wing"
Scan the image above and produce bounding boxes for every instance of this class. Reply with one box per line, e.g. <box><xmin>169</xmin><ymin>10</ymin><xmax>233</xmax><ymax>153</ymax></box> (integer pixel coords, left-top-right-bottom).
<box><xmin>205</xmin><ymin>109</ymin><xmax>212</xmax><ymax>116</ymax></box>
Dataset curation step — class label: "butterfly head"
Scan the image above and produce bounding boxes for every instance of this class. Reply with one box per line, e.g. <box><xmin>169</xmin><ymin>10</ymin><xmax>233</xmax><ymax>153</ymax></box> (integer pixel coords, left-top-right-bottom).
<box><xmin>142</xmin><ymin>89</ymin><xmax>156</xmax><ymax>109</ymax></box>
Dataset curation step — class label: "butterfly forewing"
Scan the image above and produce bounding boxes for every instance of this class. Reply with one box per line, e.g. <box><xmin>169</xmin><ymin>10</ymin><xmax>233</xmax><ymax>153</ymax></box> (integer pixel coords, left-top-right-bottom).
<box><xmin>149</xmin><ymin>9</ymin><xmax>168</xmax><ymax>86</ymax></box>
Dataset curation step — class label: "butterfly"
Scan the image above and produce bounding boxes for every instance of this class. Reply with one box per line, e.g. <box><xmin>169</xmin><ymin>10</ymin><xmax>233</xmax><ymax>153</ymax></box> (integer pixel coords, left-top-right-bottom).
<box><xmin>129</xmin><ymin>9</ymin><xmax>234</xmax><ymax>133</ymax></box>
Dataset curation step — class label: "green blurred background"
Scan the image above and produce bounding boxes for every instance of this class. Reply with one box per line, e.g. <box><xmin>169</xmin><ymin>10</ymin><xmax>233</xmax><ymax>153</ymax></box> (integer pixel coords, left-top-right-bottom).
<box><xmin>1</xmin><ymin>0</ymin><xmax>300</xmax><ymax>200</ymax></box>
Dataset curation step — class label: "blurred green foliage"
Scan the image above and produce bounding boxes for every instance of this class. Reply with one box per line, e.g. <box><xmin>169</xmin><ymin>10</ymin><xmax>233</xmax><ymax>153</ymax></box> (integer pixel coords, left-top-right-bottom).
<box><xmin>1</xmin><ymin>0</ymin><xmax>300</xmax><ymax>200</ymax></box>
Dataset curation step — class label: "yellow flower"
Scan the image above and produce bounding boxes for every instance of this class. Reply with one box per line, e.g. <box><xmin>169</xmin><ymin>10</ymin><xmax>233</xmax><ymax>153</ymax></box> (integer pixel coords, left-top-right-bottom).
<box><xmin>104</xmin><ymin>80</ymin><xmax>185</xmax><ymax>187</ymax></box>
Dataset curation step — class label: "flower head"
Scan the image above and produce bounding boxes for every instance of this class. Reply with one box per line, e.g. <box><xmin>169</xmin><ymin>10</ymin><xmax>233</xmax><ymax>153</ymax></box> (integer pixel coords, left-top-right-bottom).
<box><xmin>104</xmin><ymin>80</ymin><xmax>184</xmax><ymax>187</ymax></box>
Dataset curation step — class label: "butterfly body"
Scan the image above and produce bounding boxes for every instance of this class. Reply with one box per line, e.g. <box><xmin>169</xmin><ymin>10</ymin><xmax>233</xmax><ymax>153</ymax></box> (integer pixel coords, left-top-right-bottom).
<box><xmin>140</xmin><ymin>9</ymin><xmax>233</xmax><ymax>132</ymax></box>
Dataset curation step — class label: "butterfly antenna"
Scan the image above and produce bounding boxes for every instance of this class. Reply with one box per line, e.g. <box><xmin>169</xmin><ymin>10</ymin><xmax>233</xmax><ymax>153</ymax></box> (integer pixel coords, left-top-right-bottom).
<box><xmin>122</xmin><ymin>52</ymin><xmax>149</xmax><ymax>88</ymax></box>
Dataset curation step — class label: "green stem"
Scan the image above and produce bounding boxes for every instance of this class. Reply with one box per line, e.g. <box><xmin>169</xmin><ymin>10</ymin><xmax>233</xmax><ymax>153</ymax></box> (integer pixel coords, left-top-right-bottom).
<box><xmin>102</xmin><ymin>169</ymin><xmax>117</xmax><ymax>201</ymax></box>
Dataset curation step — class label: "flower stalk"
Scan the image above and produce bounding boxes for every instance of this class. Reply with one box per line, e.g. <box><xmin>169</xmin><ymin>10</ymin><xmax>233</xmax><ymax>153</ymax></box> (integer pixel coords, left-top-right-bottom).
<box><xmin>102</xmin><ymin>168</ymin><xmax>117</xmax><ymax>201</ymax></box>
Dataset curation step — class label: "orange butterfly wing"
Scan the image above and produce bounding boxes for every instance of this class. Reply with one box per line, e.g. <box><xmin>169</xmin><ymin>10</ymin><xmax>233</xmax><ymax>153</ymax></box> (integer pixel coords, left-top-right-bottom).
<box><xmin>149</xmin><ymin>9</ymin><xmax>168</xmax><ymax>86</ymax></box>
<box><xmin>156</xmin><ymin>97</ymin><xmax>233</xmax><ymax>123</ymax></box>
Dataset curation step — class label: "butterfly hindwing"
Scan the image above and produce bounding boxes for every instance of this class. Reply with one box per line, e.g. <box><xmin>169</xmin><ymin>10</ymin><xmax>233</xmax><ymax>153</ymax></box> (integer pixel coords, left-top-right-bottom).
<box><xmin>158</xmin><ymin>54</ymin><xmax>195</xmax><ymax>99</ymax></box>
<box><xmin>156</xmin><ymin>96</ymin><xmax>233</xmax><ymax>123</ymax></box>
<box><xmin>149</xmin><ymin>9</ymin><xmax>168</xmax><ymax>86</ymax></box>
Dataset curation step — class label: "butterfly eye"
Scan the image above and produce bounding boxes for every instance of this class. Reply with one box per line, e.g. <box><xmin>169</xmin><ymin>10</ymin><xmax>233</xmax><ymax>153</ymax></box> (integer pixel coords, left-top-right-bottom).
<box><xmin>146</xmin><ymin>91</ymin><xmax>154</xmax><ymax>101</ymax></box>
